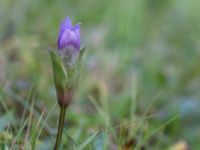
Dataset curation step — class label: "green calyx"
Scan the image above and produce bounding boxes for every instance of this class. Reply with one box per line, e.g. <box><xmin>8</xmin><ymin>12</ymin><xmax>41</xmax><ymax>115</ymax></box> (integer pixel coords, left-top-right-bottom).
<box><xmin>49</xmin><ymin>48</ymin><xmax>85</xmax><ymax>106</ymax></box>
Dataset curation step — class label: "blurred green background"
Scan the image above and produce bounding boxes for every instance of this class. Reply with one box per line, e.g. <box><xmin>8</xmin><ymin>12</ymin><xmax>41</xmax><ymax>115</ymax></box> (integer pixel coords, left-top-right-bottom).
<box><xmin>0</xmin><ymin>0</ymin><xmax>200</xmax><ymax>149</ymax></box>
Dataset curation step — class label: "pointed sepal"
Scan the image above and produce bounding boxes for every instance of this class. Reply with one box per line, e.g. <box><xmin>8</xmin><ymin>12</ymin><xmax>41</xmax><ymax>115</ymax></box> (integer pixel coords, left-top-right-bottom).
<box><xmin>49</xmin><ymin>49</ymin><xmax>68</xmax><ymax>88</ymax></box>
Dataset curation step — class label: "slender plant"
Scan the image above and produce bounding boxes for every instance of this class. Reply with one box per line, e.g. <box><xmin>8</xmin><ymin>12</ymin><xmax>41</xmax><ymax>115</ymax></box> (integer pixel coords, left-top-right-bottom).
<box><xmin>49</xmin><ymin>16</ymin><xmax>84</xmax><ymax>150</ymax></box>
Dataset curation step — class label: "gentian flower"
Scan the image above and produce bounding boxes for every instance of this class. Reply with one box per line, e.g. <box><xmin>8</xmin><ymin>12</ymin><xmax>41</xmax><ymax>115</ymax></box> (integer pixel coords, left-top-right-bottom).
<box><xmin>57</xmin><ymin>17</ymin><xmax>80</xmax><ymax>66</ymax></box>
<box><xmin>58</xmin><ymin>17</ymin><xmax>80</xmax><ymax>50</ymax></box>
<box><xmin>50</xmin><ymin>16</ymin><xmax>84</xmax><ymax>107</ymax></box>
<box><xmin>50</xmin><ymin>16</ymin><xmax>85</xmax><ymax>149</ymax></box>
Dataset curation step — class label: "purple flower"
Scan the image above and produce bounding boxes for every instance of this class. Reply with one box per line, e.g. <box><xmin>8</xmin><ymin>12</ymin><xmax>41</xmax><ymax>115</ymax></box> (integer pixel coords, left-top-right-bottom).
<box><xmin>57</xmin><ymin>17</ymin><xmax>80</xmax><ymax>51</ymax></box>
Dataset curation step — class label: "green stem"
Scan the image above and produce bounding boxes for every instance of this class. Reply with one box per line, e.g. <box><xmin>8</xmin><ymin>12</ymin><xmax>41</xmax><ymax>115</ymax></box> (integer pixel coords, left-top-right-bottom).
<box><xmin>54</xmin><ymin>106</ymin><xmax>66</xmax><ymax>150</ymax></box>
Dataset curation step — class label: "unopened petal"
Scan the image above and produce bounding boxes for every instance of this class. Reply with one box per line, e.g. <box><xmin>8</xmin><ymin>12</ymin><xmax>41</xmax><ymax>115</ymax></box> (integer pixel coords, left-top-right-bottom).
<box><xmin>58</xmin><ymin>29</ymin><xmax>78</xmax><ymax>50</ymax></box>
<box><xmin>59</xmin><ymin>17</ymin><xmax>72</xmax><ymax>38</ymax></box>
<box><xmin>73</xmin><ymin>24</ymin><xmax>80</xmax><ymax>49</ymax></box>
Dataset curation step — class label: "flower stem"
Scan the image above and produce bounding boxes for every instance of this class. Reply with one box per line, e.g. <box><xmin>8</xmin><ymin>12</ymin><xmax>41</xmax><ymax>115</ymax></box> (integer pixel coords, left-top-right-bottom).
<box><xmin>54</xmin><ymin>106</ymin><xmax>66</xmax><ymax>150</ymax></box>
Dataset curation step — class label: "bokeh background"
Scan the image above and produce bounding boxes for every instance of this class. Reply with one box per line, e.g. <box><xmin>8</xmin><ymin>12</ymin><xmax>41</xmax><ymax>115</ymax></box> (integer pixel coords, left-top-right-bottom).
<box><xmin>0</xmin><ymin>0</ymin><xmax>200</xmax><ymax>149</ymax></box>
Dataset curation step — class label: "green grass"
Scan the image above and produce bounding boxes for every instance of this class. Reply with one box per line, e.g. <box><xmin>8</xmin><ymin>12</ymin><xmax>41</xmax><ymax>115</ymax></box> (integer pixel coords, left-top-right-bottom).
<box><xmin>0</xmin><ymin>0</ymin><xmax>200</xmax><ymax>149</ymax></box>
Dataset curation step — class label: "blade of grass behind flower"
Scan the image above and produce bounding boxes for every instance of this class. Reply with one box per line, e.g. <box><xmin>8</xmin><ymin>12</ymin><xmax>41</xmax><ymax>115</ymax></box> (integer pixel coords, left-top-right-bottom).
<box><xmin>144</xmin><ymin>115</ymin><xmax>179</xmax><ymax>141</ymax></box>
<box><xmin>0</xmin><ymin>113</ymin><xmax>12</xmax><ymax>132</ymax></box>
<box><xmin>77</xmin><ymin>131</ymin><xmax>98</xmax><ymax>150</ymax></box>
<box><xmin>24</xmin><ymin>99</ymin><xmax>34</xmax><ymax>149</ymax></box>
<box><xmin>20</xmin><ymin>85</ymin><xmax>35</xmax><ymax>128</ymax></box>
<box><xmin>10</xmin><ymin>116</ymin><xmax>29</xmax><ymax>149</ymax></box>
<box><xmin>0</xmin><ymin>97</ymin><xmax>16</xmax><ymax>132</ymax></box>
<box><xmin>0</xmin><ymin>88</ymin><xmax>52</xmax><ymax>134</ymax></box>
<box><xmin>89</xmin><ymin>95</ymin><xmax>115</xmax><ymax>149</ymax></box>
<box><xmin>31</xmin><ymin>110</ymin><xmax>45</xmax><ymax>150</ymax></box>
<box><xmin>63</xmin><ymin>129</ymin><xmax>79</xmax><ymax>147</ymax></box>
<box><xmin>89</xmin><ymin>95</ymin><xmax>111</xmax><ymax>128</ymax></box>
<box><xmin>135</xmin><ymin>91</ymin><xmax>163</xmax><ymax>148</ymax></box>
<box><xmin>36</xmin><ymin>102</ymin><xmax>57</xmax><ymax>140</ymax></box>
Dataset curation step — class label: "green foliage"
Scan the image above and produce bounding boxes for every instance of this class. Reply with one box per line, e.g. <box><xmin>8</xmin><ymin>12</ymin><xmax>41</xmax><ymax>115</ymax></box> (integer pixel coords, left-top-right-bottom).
<box><xmin>0</xmin><ymin>0</ymin><xmax>200</xmax><ymax>149</ymax></box>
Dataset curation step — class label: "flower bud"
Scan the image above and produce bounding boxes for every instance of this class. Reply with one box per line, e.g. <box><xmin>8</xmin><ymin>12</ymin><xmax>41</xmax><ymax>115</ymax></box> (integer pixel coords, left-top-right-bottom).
<box><xmin>57</xmin><ymin>16</ymin><xmax>80</xmax><ymax>50</ymax></box>
<box><xmin>50</xmin><ymin>16</ymin><xmax>84</xmax><ymax>107</ymax></box>
<box><xmin>57</xmin><ymin>17</ymin><xmax>80</xmax><ymax>66</ymax></box>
